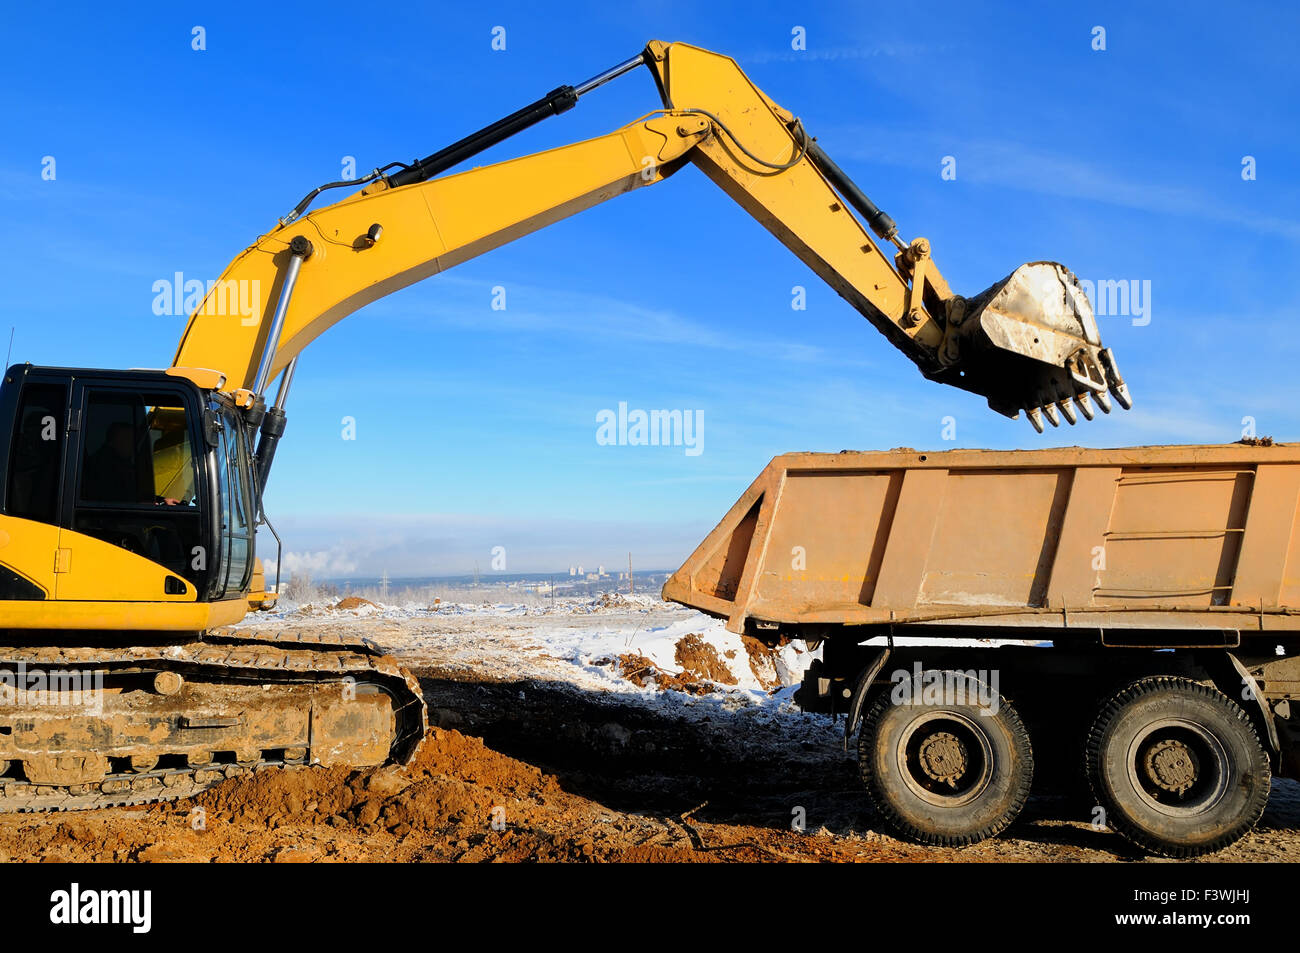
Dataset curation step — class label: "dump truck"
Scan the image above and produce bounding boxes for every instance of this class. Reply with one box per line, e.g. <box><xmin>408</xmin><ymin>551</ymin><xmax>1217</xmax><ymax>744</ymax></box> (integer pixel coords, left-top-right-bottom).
<box><xmin>665</xmin><ymin>444</ymin><xmax>1300</xmax><ymax>856</ymax></box>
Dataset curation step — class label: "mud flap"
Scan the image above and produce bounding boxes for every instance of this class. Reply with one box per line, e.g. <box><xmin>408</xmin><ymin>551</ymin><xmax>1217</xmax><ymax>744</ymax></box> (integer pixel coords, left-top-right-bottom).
<box><xmin>843</xmin><ymin>647</ymin><xmax>892</xmax><ymax>751</ymax></box>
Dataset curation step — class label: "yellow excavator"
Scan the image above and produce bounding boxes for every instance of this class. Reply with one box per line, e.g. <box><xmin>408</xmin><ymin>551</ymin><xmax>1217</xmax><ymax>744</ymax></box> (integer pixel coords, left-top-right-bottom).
<box><xmin>0</xmin><ymin>41</ymin><xmax>1129</xmax><ymax>809</ymax></box>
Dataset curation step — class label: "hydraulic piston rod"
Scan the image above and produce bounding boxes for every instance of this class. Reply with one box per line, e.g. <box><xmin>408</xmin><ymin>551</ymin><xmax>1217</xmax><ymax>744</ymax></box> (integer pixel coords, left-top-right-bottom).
<box><xmin>250</xmin><ymin>236</ymin><xmax>312</xmax><ymax>397</ymax></box>
<box><xmin>384</xmin><ymin>51</ymin><xmax>647</xmax><ymax>189</ymax></box>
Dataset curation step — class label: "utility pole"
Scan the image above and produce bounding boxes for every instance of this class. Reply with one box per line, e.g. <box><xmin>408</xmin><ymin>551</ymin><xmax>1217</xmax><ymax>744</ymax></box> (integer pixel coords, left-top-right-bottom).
<box><xmin>628</xmin><ymin>552</ymin><xmax>634</xmax><ymax>594</ymax></box>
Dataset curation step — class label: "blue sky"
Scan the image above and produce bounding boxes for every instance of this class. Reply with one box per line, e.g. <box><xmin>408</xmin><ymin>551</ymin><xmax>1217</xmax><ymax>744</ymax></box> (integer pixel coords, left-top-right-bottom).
<box><xmin>2</xmin><ymin>2</ymin><xmax>1297</xmax><ymax>578</ymax></box>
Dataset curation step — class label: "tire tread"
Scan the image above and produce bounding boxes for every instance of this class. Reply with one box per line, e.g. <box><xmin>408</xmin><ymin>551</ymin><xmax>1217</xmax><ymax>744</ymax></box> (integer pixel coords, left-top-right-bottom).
<box><xmin>859</xmin><ymin>682</ymin><xmax>1034</xmax><ymax>848</ymax></box>
<box><xmin>1084</xmin><ymin>676</ymin><xmax>1271</xmax><ymax>858</ymax></box>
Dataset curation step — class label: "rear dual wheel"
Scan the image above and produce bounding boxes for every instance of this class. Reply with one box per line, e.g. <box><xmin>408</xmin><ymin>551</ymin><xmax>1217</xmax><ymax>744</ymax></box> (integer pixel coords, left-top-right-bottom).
<box><xmin>1086</xmin><ymin>677</ymin><xmax>1270</xmax><ymax>857</ymax></box>
<box><xmin>859</xmin><ymin>672</ymin><xmax>1034</xmax><ymax>846</ymax></box>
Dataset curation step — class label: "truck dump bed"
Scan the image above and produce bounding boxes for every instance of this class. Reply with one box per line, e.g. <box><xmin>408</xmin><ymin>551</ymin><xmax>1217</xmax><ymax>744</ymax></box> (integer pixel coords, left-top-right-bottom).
<box><xmin>664</xmin><ymin>444</ymin><xmax>1300</xmax><ymax>638</ymax></box>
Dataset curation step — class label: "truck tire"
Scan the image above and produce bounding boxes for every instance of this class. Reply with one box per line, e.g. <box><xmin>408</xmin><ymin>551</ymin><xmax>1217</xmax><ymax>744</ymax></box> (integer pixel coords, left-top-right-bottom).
<box><xmin>858</xmin><ymin>672</ymin><xmax>1034</xmax><ymax>846</ymax></box>
<box><xmin>1085</xmin><ymin>677</ymin><xmax>1270</xmax><ymax>857</ymax></box>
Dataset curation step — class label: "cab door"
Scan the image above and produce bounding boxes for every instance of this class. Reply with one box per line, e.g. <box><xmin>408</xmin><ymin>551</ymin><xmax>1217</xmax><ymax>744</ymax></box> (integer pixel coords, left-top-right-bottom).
<box><xmin>0</xmin><ymin>375</ymin><xmax>69</xmax><ymax>599</ymax></box>
<box><xmin>56</xmin><ymin>380</ymin><xmax>209</xmax><ymax>601</ymax></box>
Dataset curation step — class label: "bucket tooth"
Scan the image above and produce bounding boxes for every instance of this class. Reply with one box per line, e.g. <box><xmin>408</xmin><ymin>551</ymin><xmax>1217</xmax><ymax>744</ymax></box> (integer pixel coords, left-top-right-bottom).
<box><xmin>1058</xmin><ymin>399</ymin><xmax>1077</xmax><ymax>425</ymax></box>
<box><xmin>1026</xmin><ymin>406</ymin><xmax>1045</xmax><ymax>433</ymax></box>
<box><xmin>1099</xmin><ymin>347</ymin><xmax>1133</xmax><ymax>410</ymax></box>
<box><xmin>1095</xmin><ymin>389</ymin><xmax>1113</xmax><ymax>414</ymax></box>
<box><xmin>1111</xmin><ymin>379</ymin><xmax>1133</xmax><ymax>411</ymax></box>
<box><xmin>1042</xmin><ymin>403</ymin><xmax>1060</xmax><ymax>427</ymax></box>
<box><xmin>1074</xmin><ymin>392</ymin><xmax>1095</xmax><ymax>420</ymax></box>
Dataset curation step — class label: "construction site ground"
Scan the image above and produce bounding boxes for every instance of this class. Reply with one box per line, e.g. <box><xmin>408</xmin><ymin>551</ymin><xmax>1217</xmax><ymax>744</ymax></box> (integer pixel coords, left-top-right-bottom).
<box><xmin>1</xmin><ymin>596</ymin><xmax>1296</xmax><ymax>863</ymax></box>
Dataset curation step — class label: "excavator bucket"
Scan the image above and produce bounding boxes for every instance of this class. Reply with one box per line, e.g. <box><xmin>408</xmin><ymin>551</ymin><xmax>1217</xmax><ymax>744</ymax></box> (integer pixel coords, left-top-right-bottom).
<box><xmin>941</xmin><ymin>262</ymin><xmax>1131</xmax><ymax>430</ymax></box>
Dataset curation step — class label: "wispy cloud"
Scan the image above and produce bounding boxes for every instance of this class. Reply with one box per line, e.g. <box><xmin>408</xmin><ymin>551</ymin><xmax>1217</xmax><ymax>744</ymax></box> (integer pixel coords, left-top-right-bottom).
<box><xmin>740</xmin><ymin>42</ymin><xmax>946</xmax><ymax>64</ymax></box>
<box><xmin>828</xmin><ymin>125</ymin><xmax>1300</xmax><ymax>243</ymax></box>
<box><xmin>367</xmin><ymin>273</ymin><xmax>883</xmax><ymax>369</ymax></box>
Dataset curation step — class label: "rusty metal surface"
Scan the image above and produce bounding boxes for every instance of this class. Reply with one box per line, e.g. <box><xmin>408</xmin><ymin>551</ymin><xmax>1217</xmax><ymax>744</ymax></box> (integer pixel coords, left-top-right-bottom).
<box><xmin>664</xmin><ymin>444</ymin><xmax>1300</xmax><ymax>635</ymax></box>
<box><xmin>0</xmin><ymin>629</ymin><xmax>427</xmax><ymax>812</ymax></box>
<box><xmin>949</xmin><ymin>262</ymin><xmax>1131</xmax><ymax>427</ymax></box>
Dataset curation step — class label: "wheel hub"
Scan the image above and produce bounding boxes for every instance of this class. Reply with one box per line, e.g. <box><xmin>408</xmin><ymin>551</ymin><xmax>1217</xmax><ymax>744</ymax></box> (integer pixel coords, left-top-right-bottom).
<box><xmin>918</xmin><ymin>731</ymin><xmax>968</xmax><ymax>787</ymax></box>
<box><xmin>1143</xmin><ymin>738</ymin><xmax>1199</xmax><ymax>796</ymax></box>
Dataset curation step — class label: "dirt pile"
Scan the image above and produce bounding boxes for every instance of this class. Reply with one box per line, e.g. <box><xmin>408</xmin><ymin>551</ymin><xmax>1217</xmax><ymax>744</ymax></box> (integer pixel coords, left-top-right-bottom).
<box><xmin>675</xmin><ymin>634</ymin><xmax>738</xmax><ymax>685</ymax></box>
<box><xmin>741</xmin><ymin>636</ymin><xmax>781</xmax><ymax>689</ymax></box>
<box><xmin>334</xmin><ymin>596</ymin><xmax>378</xmax><ymax>611</ymax></box>
<box><xmin>597</xmin><ymin>653</ymin><xmax>717</xmax><ymax>695</ymax></box>
<box><xmin>173</xmin><ymin>728</ymin><xmax>738</xmax><ymax>862</ymax></box>
<box><xmin>0</xmin><ymin>728</ymin><xmax>731</xmax><ymax>862</ymax></box>
<box><xmin>593</xmin><ymin>636</ymin><xmax>742</xmax><ymax>695</ymax></box>
<box><xmin>192</xmin><ymin>729</ymin><xmax>560</xmax><ymax>840</ymax></box>
<box><xmin>595</xmin><ymin>634</ymin><xmax>790</xmax><ymax>694</ymax></box>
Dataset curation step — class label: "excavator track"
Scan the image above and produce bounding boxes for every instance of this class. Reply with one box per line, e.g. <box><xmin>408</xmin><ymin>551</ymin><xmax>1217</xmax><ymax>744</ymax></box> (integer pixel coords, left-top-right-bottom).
<box><xmin>0</xmin><ymin>628</ymin><xmax>427</xmax><ymax>813</ymax></box>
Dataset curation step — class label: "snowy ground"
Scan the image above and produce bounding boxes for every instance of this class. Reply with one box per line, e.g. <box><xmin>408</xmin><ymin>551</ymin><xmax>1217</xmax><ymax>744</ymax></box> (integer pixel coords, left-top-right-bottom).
<box><xmin>237</xmin><ymin>593</ymin><xmax>834</xmax><ymax>747</ymax></box>
<box><xmin>243</xmin><ymin>594</ymin><xmax>805</xmax><ymax>690</ymax></box>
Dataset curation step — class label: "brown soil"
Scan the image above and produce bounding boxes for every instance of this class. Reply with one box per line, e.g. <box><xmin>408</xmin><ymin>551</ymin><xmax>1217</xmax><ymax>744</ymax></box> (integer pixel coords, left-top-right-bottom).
<box><xmin>334</xmin><ymin>597</ymin><xmax>378</xmax><ymax>610</ymax></box>
<box><xmin>674</xmin><ymin>634</ymin><xmax>737</xmax><ymax>686</ymax></box>
<box><xmin>740</xmin><ymin>636</ymin><xmax>780</xmax><ymax>688</ymax></box>
<box><xmin>0</xmin><ymin>728</ymin><xmax>928</xmax><ymax>863</ymax></box>
<box><xmin>598</xmin><ymin>653</ymin><xmax>717</xmax><ymax>696</ymax></box>
<box><xmin>595</xmin><ymin>633</ymin><xmax>747</xmax><ymax>695</ymax></box>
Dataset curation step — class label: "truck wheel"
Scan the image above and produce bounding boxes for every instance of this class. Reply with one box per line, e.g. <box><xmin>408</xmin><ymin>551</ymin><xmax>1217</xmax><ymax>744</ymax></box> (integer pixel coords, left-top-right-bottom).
<box><xmin>858</xmin><ymin>673</ymin><xmax>1034</xmax><ymax>846</ymax></box>
<box><xmin>1085</xmin><ymin>677</ymin><xmax>1270</xmax><ymax>858</ymax></box>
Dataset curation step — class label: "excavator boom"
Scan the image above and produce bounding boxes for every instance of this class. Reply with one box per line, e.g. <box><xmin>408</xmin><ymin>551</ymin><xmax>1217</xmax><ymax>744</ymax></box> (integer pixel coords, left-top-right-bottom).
<box><xmin>173</xmin><ymin>41</ymin><xmax>1130</xmax><ymax>437</ymax></box>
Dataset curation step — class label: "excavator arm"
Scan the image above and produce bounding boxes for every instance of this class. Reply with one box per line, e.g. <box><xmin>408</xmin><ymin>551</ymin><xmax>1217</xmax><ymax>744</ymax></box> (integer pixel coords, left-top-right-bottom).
<box><xmin>173</xmin><ymin>40</ymin><xmax>1131</xmax><ymax>457</ymax></box>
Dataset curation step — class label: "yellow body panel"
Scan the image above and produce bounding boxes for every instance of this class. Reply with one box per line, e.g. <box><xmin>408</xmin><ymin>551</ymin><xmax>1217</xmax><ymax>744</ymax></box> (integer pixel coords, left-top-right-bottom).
<box><xmin>0</xmin><ymin>597</ymin><xmax>246</xmax><ymax>632</ymax></box>
<box><xmin>174</xmin><ymin>114</ymin><xmax>706</xmax><ymax>390</ymax></box>
<box><xmin>52</xmin><ymin>521</ymin><xmax>197</xmax><ymax>602</ymax></box>
<box><xmin>0</xmin><ymin>514</ymin><xmax>60</xmax><ymax>595</ymax></box>
<box><xmin>0</xmin><ymin>515</ymin><xmax>248</xmax><ymax>630</ymax></box>
<box><xmin>164</xmin><ymin>366</ymin><xmax>227</xmax><ymax>390</ymax></box>
<box><xmin>247</xmin><ymin>558</ymin><xmax>278</xmax><ymax>610</ymax></box>
<box><xmin>0</xmin><ymin>512</ymin><xmax>211</xmax><ymax>603</ymax></box>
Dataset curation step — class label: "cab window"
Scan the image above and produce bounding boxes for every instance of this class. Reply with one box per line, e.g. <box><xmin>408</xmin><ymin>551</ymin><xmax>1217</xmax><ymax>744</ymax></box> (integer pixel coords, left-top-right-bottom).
<box><xmin>213</xmin><ymin>405</ymin><xmax>254</xmax><ymax>597</ymax></box>
<box><xmin>7</xmin><ymin>381</ymin><xmax>66</xmax><ymax>524</ymax></box>
<box><xmin>72</xmin><ymin>387</ymin><xmax>204</xmax><ymax>586</ymax></box>
<box><xmin>79</xmin><ymin>392</ymin><xmax>198</xmax><ymax>506</ymax></box>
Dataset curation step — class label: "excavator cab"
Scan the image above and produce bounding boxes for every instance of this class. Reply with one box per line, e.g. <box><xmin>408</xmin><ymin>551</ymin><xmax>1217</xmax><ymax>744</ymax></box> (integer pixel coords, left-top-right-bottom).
<box><xmin>0</xmin><ymin>363</ymin><xmax>255</xmax><ymax>629</ymax></box>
